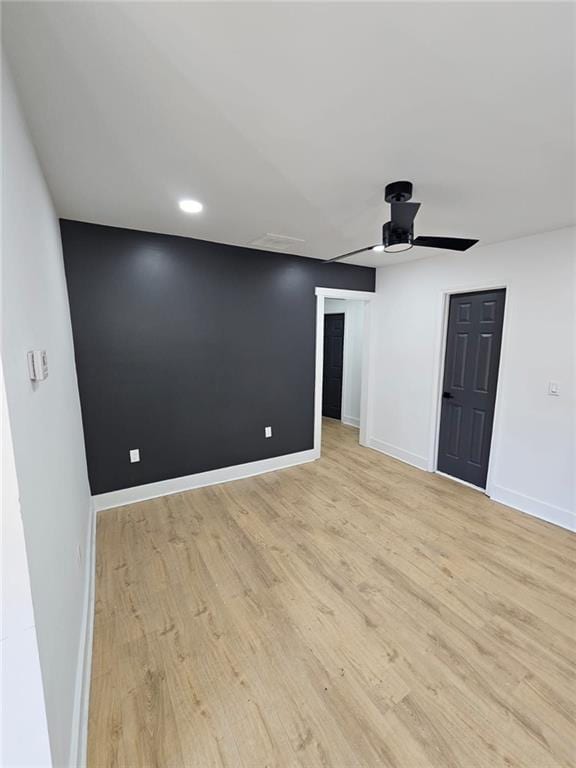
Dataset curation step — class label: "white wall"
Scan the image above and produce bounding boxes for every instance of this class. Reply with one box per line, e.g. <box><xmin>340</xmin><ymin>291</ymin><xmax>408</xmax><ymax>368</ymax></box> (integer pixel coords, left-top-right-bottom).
<box><xmin>325</xmin><ymin>299</ymin><xmax>364</xmax><ymax>427</ymax></box>
<box><xmin>1</xmin><ymin>59</ymin><xmax>93</xmax><ymax>766</ymax></box>
<box><xmin>1</xmin><ymin>363</ymin><xmax>52</xmax><ymax>767</ymax></box>
<box><xmin>369</xmin><ymin>227</ymin><xmax>575</xmax><ymax>531</ymax></box>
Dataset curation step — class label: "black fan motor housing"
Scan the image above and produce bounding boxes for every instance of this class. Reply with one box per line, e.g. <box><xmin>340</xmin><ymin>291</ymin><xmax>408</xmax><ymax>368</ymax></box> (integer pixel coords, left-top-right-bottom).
<box><xmin>385</xmin><ymin>180</ymin><xmax>413</xmax><ymax>203</ymax></box>
<box><xmin>383</xmin><ymin>221</ymin><xmax>413</xmax><ymax>249</ymax></box>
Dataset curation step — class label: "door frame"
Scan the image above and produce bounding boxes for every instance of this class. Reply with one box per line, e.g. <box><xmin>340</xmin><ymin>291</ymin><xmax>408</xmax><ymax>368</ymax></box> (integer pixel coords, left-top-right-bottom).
<box><xmin>428</xmin><ymin>282</ymin><xmax>511</xmax><ymax>496</ymax></box>
<box><xmin>314</xmin><ymin>288</ymin><xmax>375</xmax><ymax>455</ymax></box>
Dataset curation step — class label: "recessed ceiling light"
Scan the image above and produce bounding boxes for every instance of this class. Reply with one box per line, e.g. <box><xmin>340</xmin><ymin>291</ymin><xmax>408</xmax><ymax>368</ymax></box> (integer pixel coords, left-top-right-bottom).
<box><xmin>372</xmin><ymin>245</ymin><xmax>385</xmax><ymax>252</ymax></box>
<box><xmin>179</xmin><ymin>199</ymin><xmax>203</xmax><ymax>214</ymax></box>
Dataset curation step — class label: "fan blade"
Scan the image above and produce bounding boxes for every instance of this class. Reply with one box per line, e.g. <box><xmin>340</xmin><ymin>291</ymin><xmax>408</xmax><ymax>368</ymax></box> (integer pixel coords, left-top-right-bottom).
<box><xmin>324</xmin><ymin>245</ymin><xmax>379</xmax><ymax>264</ymax></box>
<box><xmin>413</xmin><ymin>236</ymin><xmax>478</xmax><ymax>251</ymax></box>
<box><xmin>391</xmin><ymin>202</ymin><xmax>420</xmax><ymax>231</ymax></box>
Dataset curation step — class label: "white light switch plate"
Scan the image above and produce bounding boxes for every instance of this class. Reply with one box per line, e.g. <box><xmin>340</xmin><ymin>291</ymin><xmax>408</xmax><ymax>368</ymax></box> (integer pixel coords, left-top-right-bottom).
<box><xmin>130</xmin><ymin>449</ymin><xmax>140</xmax><ymax>463</ymax></box>
<box><xmin>548</xmin><ymin>381</ymin><xmax>560</xmax><ymax>396</ymax></box>
<box><xmin>265</xmin><ymin>426</ymin><xmax>272</xmax><ymax>438</ymax></box>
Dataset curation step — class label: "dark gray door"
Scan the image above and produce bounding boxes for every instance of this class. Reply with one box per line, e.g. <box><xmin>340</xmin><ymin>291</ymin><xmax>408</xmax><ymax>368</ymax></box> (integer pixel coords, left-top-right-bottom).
<box><xmin>437</xmin><ymin>289</ymin><xmax>505</xmax><ymax>488</ymax></box>
<box><xmin>322</xmin><ymin>313</ymin><xmax>345</xmax><ymax>419</ymax></box>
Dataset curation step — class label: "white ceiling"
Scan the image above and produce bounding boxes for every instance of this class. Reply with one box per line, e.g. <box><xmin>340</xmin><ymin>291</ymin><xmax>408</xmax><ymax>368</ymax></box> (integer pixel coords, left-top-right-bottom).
<box><xmin>3</xmin><ymin>1</ymin><xmax>574</xmax><ymax>266</ymax></box>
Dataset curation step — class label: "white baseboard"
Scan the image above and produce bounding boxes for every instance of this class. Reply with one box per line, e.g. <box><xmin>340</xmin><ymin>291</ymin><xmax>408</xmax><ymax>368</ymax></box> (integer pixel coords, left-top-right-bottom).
<box><xmin>69</xmin><ymin>500</ymin><xmax>97</xmax><ymax>768</ymax></box>
<box><xmin>93</xmin><ymin>449</ymin><xmax>319</xmax><ymax>512</ymax></box>
<box><xmin>367</xmin><ymin>437</ymin><xmax>429</xmax><ymax>471</ymax></box>
<box><xmin>342</xmin><ymin>415</ymin><xmax>360</xmax><ymax>429</ymax></box>
<box><xmin>366</xmin><ymin>439</ymin><xmax>574</xmax><ymax>534</ymax></box>
<box><xmin>489</xmin><ymin>485</ymin><xmax>575</xmax><ymax>533</ymax></box>
<box><xmin>436</xmin><ymin>470</ymin><xmax>484</xmax><ymax>493</ymax></box>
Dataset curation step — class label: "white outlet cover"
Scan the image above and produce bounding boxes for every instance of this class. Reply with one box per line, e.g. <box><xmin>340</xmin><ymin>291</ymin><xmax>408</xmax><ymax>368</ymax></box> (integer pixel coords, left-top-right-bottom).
<box><xmin>265</xmin><ymin>426</ymin><xmax>272</xmax><ymax>438</ymax></box>
<box><xmin>130</xmin><ymin>448</ymin><xmax>140</xmax><ymax>462</ymax></box>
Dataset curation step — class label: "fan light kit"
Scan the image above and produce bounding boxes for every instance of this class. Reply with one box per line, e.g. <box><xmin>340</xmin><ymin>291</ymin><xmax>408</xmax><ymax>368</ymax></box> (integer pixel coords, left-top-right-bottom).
<box><xmin>328</xmin><ymin>181</ymin><xmax>478</xmax><ymax>263</ymax></box>
<box><xmin>179</xmin><ymin>199</ymin><xmax>203</xmax><ymax>214</ymax></box>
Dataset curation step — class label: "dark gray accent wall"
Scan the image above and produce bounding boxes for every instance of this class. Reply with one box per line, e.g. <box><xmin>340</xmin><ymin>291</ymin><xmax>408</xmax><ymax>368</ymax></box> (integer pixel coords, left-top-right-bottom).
<box><xmin>60</xmin><ymin>220</ymin><xmax>375</xmax><ymax>494</ymax></box>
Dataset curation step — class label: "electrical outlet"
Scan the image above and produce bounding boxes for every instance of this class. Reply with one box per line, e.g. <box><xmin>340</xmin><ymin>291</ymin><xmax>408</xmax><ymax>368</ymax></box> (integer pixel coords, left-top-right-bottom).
<box><xmin>130</xmin><ymin>448</ymin><xmax>140</xmax><ymax>463</ymax></box>
<box><xmin>265</xmin><ymin>426</ymin><xmax>272</xmax><ymax>438</ymax></box>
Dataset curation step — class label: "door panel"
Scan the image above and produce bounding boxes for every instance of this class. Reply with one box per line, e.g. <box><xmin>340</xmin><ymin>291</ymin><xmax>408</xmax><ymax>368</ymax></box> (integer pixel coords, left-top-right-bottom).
<box><xmin>473</xmin><ymin>333</ymin><xmax>493</xmax><ymax>393</ymax></box>
<box><xmin>469</xmin><ymin>409</ymin><xmax>486</xmax><ymax>466</ymax></box>
<box><xmin>437</xmin><ymin>289</ymin><xmax>505</xmax><ymax>488</ymax></box>
<box><xmin>322</xmin><ymin>313</ymin><xmax>345</xmax><ymax>419</ymax></box>
<box><xmin>447</xmin><ymin>404</ymin><xmax>463</xmax><ymax>458</ymax></box>
<box><xmin>456</xmin><ymin>301</ymin><xmax>472</xmax><ymax>323</ymax></box>
<box><xmin>451</xmin><ymin>333</ymin><xmax>469</xmax><ymax>389</ymax></box>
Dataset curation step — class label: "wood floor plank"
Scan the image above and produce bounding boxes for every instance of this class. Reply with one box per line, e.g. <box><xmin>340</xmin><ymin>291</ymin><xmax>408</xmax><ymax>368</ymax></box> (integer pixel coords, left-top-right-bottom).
<box><xmin>88</xmin><ymin>419</ymin><xmax>576</xmax><ymax>767</ymax></box>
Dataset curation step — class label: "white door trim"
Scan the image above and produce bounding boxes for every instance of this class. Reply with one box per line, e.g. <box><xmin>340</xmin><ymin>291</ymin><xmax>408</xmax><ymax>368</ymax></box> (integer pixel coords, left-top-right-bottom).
<box><xmin>428</xmin><ymin>282</ymin><xmax>510</xmax><ymax>497</ymax></box>
<box><xmin>315</xmin><ymin>287</ymin><xmax>375</xmax><ymax>302</ymax></box>
<box><xmin>314</xmin><ymin>287</ymin><xmax>375</xmax><ymax>454</ymax></box>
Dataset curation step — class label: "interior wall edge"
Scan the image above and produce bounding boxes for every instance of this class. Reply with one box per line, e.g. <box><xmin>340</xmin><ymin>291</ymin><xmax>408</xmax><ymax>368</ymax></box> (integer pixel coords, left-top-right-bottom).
<box><xmin>366</xmin><ymin>437</ymin><xmax>429</xmax><ymax>472</ymax></box>
<box><xmin>2</xmin><ymin>56</ymin><xmax>94</xmax><ymax>767</ymax></box>
<box><xmin>370</xmin><ymin>227</ymin><xmax>574</xmax><ymax>534</ymax></box>
<box><xmin>0</xmin><ymin>362</ymin><xmax>52</xmax><ymax>767</ymax></box>
<box><xmin>368</xmin><ymin>435</ymin><xmax>575</xmax><ymax>532</ymax></box>
<box><xmin>61</xmin><ymin>220</ymin><xmax>374</xmax><ymax>495</ymax></box>
<box><xmin>68</xmin><ymin>500</ymin><xmax>97</xmax><ymax>768</ymax></box>
<box><xmin>489</xmin><ymin>484</ymin><xmax>576</xmax><ymax>533</ymax></box>
<box><xmin>93</xmin><ymin>447</ymin><xmax>319</xmax><ymax>512</ymax></box>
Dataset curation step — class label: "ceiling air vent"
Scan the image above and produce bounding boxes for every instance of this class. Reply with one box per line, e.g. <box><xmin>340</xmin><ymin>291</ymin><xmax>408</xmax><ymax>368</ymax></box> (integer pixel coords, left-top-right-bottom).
<box><xmin>249</xmin><ymin>233</ymin><xmax>305</xmax><ymax>252</ymax></box>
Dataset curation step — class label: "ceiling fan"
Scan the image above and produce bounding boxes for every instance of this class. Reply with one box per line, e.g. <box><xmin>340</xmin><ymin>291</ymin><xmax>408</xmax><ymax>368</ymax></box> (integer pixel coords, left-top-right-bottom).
<box><xmin>326</xmin><ymin>181</ymin><xmax>478</xmax><ymax>263</ymax></box>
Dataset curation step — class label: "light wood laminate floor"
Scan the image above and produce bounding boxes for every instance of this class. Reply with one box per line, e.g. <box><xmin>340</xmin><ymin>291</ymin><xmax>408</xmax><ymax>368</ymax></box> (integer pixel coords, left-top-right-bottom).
<box><xmin>89</xmin><ymin>419</ymin><xmax>575</xmax><ymax>767</ymax></box>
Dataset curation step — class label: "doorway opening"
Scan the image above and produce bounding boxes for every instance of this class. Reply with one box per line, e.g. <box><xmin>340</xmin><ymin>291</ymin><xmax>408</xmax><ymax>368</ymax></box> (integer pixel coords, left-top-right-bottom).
<box><xmin>435</xmin><ymin>288</ymin><xmax>506</xmax><ymax>490</ymax></box>
<box><xmin>322</xmin><ymin>311</ymin><xmax>345</xmax><ymax>420</ymax></box>
<box><xmin>314</xmin><ymin>288</ymin><xmax>374</xmax><ymax>456</ymax></box>
<box><xmin>323</xmin><ymin>299</ymin><xmax>365</xmax><ymax>429</ymax></box>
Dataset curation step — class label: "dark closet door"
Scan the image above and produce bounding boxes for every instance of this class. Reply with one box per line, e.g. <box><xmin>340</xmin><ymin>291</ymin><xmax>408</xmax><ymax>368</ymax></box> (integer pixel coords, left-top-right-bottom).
<box><xmin>322</xmin><ymin>313</ymin><xmax>345</xmax><ymax>419</ymax></box>
<box><xmin>437</xmin><ymin>289</ymin><xmax>506</xmax><ymax>488</ymax></box>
